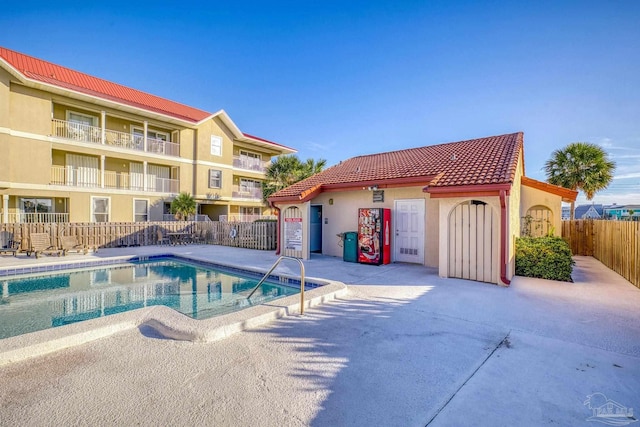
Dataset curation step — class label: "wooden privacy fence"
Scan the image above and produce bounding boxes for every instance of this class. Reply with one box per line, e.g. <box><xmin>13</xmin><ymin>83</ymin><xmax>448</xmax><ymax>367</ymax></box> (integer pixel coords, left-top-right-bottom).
<box><xmin>0</xmin><ymin>221</ymin><xmax>277</xmax><ymax>251</ymax></box>
<box><xmin>562</xmin><ymin>220</ymin><xmax>639</xmax><ymax>288</ymax></box>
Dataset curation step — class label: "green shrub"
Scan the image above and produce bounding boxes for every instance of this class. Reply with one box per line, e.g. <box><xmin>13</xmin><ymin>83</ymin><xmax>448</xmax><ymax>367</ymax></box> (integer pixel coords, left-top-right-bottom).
<box><xmin>515</xmin><ymin>236</ymin><xmax>574</xmax><ymax>282</ymax></box>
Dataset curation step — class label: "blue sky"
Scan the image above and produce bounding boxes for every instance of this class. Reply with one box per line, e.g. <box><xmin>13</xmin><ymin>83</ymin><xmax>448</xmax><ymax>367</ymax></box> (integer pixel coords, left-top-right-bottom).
<box><xmin>2</xmin><ymin>1</ymin><xmax>639</xmax><ymax>205</ymax></box>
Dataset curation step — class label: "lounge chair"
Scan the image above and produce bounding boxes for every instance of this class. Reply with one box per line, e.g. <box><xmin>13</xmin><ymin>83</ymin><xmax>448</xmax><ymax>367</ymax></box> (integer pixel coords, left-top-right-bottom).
<box><xmin>26</xmin><ymin>233</ymin><xmax>62</xmax><ymax>258</ymax></box>
<box><xmin>60</xmin><ymin>235</ymin><xmax>87</xmax><ymax>255</ymax></box>
<box><xmin>0</xmin><ymin>231</ymin><xmax>21</xmax><ymax>256</ymax></box>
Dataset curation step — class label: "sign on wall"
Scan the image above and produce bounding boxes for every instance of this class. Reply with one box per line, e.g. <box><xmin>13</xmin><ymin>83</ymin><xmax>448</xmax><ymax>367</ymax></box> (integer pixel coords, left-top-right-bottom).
<box><xmin>284</xmin><ymin>217</ymin><xmax>303</xmax><ymax>251</ymax></box>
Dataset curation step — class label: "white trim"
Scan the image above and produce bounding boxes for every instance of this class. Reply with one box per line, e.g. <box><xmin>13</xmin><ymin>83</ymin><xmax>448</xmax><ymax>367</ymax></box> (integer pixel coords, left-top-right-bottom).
<box><xmin>90</xmin><ymin>196</ymin><xmax>111</xmax><ymax>223</ymax></box>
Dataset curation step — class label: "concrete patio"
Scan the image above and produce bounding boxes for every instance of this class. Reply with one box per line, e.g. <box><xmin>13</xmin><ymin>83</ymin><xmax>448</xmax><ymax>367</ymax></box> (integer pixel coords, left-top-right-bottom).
<box><xmin>0</xmin><ymin>246</ymin><xmax>639</xmax><ymax>426</ymax></box>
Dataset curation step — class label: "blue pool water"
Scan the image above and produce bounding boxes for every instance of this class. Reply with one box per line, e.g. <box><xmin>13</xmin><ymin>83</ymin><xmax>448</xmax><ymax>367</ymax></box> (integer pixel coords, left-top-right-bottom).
<box><xmin>0</xmin><ymin>257</ymin><xmax>301</xmax><ymax>339</ymax></box>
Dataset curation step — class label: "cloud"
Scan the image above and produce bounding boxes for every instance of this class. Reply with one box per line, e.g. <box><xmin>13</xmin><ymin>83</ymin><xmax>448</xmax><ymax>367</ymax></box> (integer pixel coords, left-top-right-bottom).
<box><xmin>613</xmin><ymin>172</ymin><xmax>640</xmax><ymax>180</ymax></box>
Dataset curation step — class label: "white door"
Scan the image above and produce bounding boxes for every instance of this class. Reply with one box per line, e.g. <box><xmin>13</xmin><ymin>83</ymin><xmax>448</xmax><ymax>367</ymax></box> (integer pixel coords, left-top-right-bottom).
<box><xmin>394</xmin><ymin>199</ymin><xmax>425</xmax><ymax>263</ymax></box>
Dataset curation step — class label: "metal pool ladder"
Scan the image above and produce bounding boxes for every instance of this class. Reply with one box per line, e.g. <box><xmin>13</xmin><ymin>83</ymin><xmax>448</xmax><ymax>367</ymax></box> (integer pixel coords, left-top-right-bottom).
<box><xmin>247</xmin><ymin>256</ymin><xmax>306</xmax><ymax>315</ymax></box>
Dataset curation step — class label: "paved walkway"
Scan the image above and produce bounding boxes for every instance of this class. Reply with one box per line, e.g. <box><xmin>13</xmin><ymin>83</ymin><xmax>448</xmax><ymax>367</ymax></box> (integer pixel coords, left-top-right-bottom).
<box><xmin>0</xmin><ymin>246</ymin><xmax>639</xmax><ymax>426</ymax></box>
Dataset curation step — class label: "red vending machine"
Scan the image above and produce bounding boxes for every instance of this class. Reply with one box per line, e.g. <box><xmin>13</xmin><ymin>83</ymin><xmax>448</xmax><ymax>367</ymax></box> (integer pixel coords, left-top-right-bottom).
<box><xmin>357</xmin><ymin>208</ymin><xmax>391</xmax><ymax>265</ymax></box>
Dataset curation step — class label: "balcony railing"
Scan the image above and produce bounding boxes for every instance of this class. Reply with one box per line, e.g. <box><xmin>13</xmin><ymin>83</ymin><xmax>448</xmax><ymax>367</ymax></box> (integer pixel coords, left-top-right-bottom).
<box><xmin>52</xmin><ymin>119</ymin><xmax>180</xmax><ymax>158</ymax></box>
<box><xmin>162</xmin><ymin>214</ymin><xmax>211</xmax><ymax>222</ymax></box>
<box><xmin>219</xmin><ymin>214</ymin><xmax>276</xmax><ymax>222</ymax></box>
<box><xmin>233</xmin><ymin>156</ymin><xmax>268</xmax><ymax>173</ymax></box>
<box><xmin>51</xmin><ymin>166</ymin><xmax>179</xmax><ymax>193</ymax></box>
<box><xmin>7</xmin><ymin>212</ymin><xmax>69</xmax><ymax>223</ymax></box>
<box><xmin>231</xmin><ymin>186</ymin><xmax>263</xmax><ymax>200</ymax></box>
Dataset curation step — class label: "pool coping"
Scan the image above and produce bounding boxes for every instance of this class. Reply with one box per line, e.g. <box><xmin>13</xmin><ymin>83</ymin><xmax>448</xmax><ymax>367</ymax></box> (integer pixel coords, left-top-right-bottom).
<box><xmin>0</xmin><ymin>254</ymin><xmax>348</xmax><ymax>367</ymax></box>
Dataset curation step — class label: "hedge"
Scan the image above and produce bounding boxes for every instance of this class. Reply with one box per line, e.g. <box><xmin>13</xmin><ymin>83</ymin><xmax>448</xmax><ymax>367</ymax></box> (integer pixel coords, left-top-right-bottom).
<box><xmin>515</xmin><ymin>236</ymin><xmax>574</xmax><ymax>282</ymax></box>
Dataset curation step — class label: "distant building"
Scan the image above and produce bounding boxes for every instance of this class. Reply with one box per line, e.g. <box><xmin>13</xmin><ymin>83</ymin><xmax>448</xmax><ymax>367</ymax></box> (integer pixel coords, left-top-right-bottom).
<box><xmin>574</xmin><ymin>204</ymin><xmax>603</xmax><ymax>219</ymax></box>
<box><xmin>604</xmin><ymin>204</ymin><xmax>640</xmax><ymax>221</ymax></box>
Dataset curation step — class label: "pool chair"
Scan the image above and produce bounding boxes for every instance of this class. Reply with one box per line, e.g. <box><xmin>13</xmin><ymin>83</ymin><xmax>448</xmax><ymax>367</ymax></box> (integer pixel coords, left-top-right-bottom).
<box><xmin>157</xmin><ymin>230</ymin><xmax>170</xmax><ymax>245</ymax></box>
<box><xmin>26</xmin><ymin>233</ymin><xmax>62</xmax><ymax>258</ymax></box>
<box><xmin>60</xmin><ymin>235</ymin><xmax>88</xmax><ymax>255</ymax></box>
<box><xmin>0</xmin><ymin>231</ymin><xmax>21</xmax><ymax>256</ymax></box>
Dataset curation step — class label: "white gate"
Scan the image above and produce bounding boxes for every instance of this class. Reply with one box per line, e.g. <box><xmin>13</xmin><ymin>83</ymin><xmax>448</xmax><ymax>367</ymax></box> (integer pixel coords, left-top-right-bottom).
<box><xmin>448</xmin><ymin>201</ymin><xmax>498</xmax><ymax>283</ymax></box>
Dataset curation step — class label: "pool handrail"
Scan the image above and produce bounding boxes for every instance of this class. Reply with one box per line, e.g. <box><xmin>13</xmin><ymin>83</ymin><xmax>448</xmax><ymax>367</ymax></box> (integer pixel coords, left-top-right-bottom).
<box><xmin>247</xmin><ymin>256</ymin><xmax>306</xmax><ymax>315</ymax></box>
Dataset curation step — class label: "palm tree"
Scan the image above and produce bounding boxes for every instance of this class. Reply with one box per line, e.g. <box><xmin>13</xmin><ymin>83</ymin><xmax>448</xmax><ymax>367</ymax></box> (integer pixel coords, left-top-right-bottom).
<box><xmin>170</xmin><ymin>192</ymin><xmax>196</xmax><ymax>220</ymax></box>
<box><xmin>262</xmin><ymin>155</ymin><xmax>327</xmax><ymax>202</ymax></box>
<box><xmin>544</xmin><ymin>142</ymin><xmax>615</xmax><ymax>220</ymax></box>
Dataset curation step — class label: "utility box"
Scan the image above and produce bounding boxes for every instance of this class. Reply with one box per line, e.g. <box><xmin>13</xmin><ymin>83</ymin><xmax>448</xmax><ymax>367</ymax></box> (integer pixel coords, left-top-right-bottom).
<box><xmin>343</xmin><ymin>231</ymin><xmax>358</xmax><ymax>263</ymax></box>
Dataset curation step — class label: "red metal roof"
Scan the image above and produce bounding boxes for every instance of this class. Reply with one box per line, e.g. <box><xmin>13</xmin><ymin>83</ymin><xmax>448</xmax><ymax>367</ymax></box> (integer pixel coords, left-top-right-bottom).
<box><xmin>270</xmin><ymin>132</ymin><xmax>524</xmax><ymax>201</ymax></box>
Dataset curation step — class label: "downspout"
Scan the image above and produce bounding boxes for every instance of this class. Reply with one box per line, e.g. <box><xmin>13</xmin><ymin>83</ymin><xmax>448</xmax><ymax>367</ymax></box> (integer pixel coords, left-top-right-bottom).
<box><xmin>270</xmin><ymin>201</ymin><xmax>281</xmax><ymax>255</ymax></box>
<box><xmin>499</xmin><ymin>190</ymin><xmax>511</xmax><ymax>286</ymax></box>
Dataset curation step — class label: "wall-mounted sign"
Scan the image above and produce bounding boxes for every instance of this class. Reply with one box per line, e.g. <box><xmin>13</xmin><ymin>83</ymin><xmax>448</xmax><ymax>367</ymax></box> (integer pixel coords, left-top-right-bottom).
<box><xmin>284</xmin><ymin>217</ymin><xmax>303</xmax><ymax>251</ymax></box>
<box><xmin>373</xmin><ymin>190</ymin><xmax>384</xmax><ymax>203</ymax></box>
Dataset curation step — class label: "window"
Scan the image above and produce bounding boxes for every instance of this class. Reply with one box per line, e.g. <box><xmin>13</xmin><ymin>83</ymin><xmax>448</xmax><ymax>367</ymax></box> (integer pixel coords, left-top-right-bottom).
<box><xmin>134</xmin><ymin>199</ymin><xmax>149</xmax><ymax>222</ymax></box>
<box><xmin>66</xmin><ymin>111</ymin><xmax>97</xmax><ymax>127</ymax></box>
<box><xmin>209</xmin><ymin>170</ymin><xmax>222</xmax><ymax>188</ymax></box>
<box><xmin>92</xmin><ymin>197</ymin><xmax>110</xmax><ymax>222</ymax></box>
<box><xmin>210</xmin><ymin>136</ymin><xmax>222</xmax><ymax>156</ymax></box>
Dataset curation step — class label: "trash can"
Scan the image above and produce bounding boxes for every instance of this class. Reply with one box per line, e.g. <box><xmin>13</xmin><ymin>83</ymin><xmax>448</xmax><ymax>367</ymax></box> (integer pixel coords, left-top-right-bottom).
<box><xmin>343</xmin><ymin>231</ymin><xmax>358</xmax><ymax>263</ymax></box>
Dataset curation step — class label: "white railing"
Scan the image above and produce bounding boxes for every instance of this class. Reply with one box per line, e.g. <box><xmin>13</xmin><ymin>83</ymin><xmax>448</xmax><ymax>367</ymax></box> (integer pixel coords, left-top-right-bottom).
<box><xmin>105</xmin><ymin>129</ymin><xmax>144</xmax><ymax>152</ymax></box>
<box><xmin>104</xmin><ymin>171</ymin><xmax>135</xmax><ymax>190</ymax></box>
<box><xmin>162</xmin><ymin>214</ymin><xmax>211</xmax><ymax>222</ymax></box>
<box><xmin>52</xmin><ymin>119</ymin><xmax>180</xmax><ymax>158</ymax></box>
<box><xmin>219</xmin><ymin>214</ymin><xmax>276</xmax><ymax>222</ymax></box>
<box><xmin>7</xmin><ymin>212</ymin><xmax>69</xmax><ymax>223</ymax></box>
<box><xmin>150</xmin><ymin>177</ymin><xmax>180</xmax><ymax>193</ymax></box>
<box><xmin>50</xmin><ymin>165</ymin><xmax>100</xmax><ymax>188</ymax></box>
<box><xmin>51</xmin><ymin>166</ymin><xmax>179</xmax><ymax>193</ymax></box>
<box><xmin>233</xmin><ymin>156</ymin><xmax>268</xmax><ymax>172</ymax></box>
<box><xmin>52</xmin><ymin>119</ymin><xmax>102</xmax><ymax>144</ymax></box>
<box><xmin>232</xmin><ymin>186</ymin><xmax>263</xmax><ymax>200</ymax></box>
<box><xmin>148</xmin><ymin>137</ymin><xmax>180</xmax><ymax>157</ymax></box>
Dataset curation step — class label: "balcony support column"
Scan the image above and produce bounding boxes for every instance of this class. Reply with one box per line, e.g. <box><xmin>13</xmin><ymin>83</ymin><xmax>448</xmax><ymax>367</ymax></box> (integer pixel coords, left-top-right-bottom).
<box><xmin>143</xmin><ymin>161</ymin><xmax>148</xmax><ymax>191</ymax></box>
<box><xmin>100</xmin><ymin>155</ymin><xmax>105</xmax><ymax>189</ymax></box>
<box><xmin>2</xmin><ymin>194</ymin><xmax>8</xmax><ymax>224</ymax></box>
<box><xmin>101</xmin><ymin>111</ymin><xmax>106</xmax><ymax>144</ymax></box>
<box><xmin>143</xmin><ymin>121</ymin><xmax>148</xmax><ymax>152</ymax></box>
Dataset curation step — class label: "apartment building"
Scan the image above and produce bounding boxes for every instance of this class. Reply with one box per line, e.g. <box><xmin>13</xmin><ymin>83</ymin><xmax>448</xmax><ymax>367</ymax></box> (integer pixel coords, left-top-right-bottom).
<box><xmin>0</xmin><ymin>47</ymin><xmax>295</xmax><ymax>223</ymax></box>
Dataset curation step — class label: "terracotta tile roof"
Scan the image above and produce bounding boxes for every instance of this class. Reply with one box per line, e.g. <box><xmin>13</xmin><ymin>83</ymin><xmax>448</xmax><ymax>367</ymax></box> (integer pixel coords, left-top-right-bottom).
<box><xmin>270</xmin><ymin>132</ymin><xmax>524</xmax><ymax>201</ymax></box>
<box><xmin>521</xmin><ymin>176</ymin><xmax>578</xmax><ymax>202</ymax></box>
<box><xmin>0</xmin><ymin>47</ymin><xmax>213</xmax><ymax>123</ymax></box>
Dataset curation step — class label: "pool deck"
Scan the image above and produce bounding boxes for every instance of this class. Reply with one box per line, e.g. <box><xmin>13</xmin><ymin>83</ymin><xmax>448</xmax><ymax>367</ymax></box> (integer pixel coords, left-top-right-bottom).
<box><xmin>1</xmin><ymin>246</ymin><xmax>639</xmax><ymax>426</ymax></box>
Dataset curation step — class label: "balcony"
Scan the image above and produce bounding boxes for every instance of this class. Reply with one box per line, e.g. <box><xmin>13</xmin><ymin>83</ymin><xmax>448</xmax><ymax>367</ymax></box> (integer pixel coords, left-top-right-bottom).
<box><xmin>7</xmin><ymin>212</ymin><xmax>69</xmax><ymax>223</ymax></box>
<box><xmin>52</xmin><ymin>119</ymin><xmax>180</xmax><ymax>158</ymax></box>
<box><xmin>231</xmin><ymin>186</ymin><xmax>263</xmax><ymax>200</ymax></box>
<box><xmin>219</xmin><ymin>214</ymin><xmax>276</xmax><ymax>222</ymax></box>
<box><xmin>233</xmin><ymin>155</ymin><xmax>268</xmax><ymax>173</ymax></box>
<box><xmin>51</xmin><ymin>166</ymin><xmax>179</xmax><ymax>193</ymax></box>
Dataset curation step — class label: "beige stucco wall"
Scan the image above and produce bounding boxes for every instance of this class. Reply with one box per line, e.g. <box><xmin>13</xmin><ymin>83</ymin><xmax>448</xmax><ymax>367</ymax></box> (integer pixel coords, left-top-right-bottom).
<box><xmin>277</xmin><ymin>186</ymin><xmax>440</xmax><ymax>266</ymax></box>
<box><xmin>507</xmin><ymin>152</ymin><xmax>524</xmax><ymax>280</ymax></box>
<box><xmin>520</xmin><ymin>185</ymin><xmax>563</xmax><ymax>236</ymax></box>
<box><xmin>9</xmin><ymin>84</ymin><xmax>50</xmax><ymax>135</ymax></box>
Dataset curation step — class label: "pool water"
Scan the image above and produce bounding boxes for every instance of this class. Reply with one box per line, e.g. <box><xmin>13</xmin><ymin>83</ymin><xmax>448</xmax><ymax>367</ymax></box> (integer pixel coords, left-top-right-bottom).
<box><xmin>0</xmin><ymin>258</ymin><xmax>300</xmax><ymax>339</ymax></box>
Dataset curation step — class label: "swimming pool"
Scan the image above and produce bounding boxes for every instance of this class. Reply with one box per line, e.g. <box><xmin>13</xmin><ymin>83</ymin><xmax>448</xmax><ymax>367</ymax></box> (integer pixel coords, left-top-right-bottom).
<box><xmin>0</xmin><ymin>256</ymin><xmax>304</xmax><ymax>339</ymax></box>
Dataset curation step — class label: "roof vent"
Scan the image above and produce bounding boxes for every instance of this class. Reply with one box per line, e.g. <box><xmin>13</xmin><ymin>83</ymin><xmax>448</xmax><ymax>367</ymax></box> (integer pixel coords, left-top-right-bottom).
<box><xmin>450</xmin><ymin>154</ymin><xmax>457</xmax><ymax>161</ymax></box>
<box><xmin>356</xmin><ymin>167</ymin><xmax>361</xmax><ymax>173</ymax></box>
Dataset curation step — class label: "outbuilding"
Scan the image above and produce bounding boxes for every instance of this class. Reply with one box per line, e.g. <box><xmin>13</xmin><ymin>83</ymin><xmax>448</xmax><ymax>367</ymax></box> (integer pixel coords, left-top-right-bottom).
<box><xmin>268</xmin><ymin>132</ymin><xmax>577</xmax><ymax>286</ymax></box>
